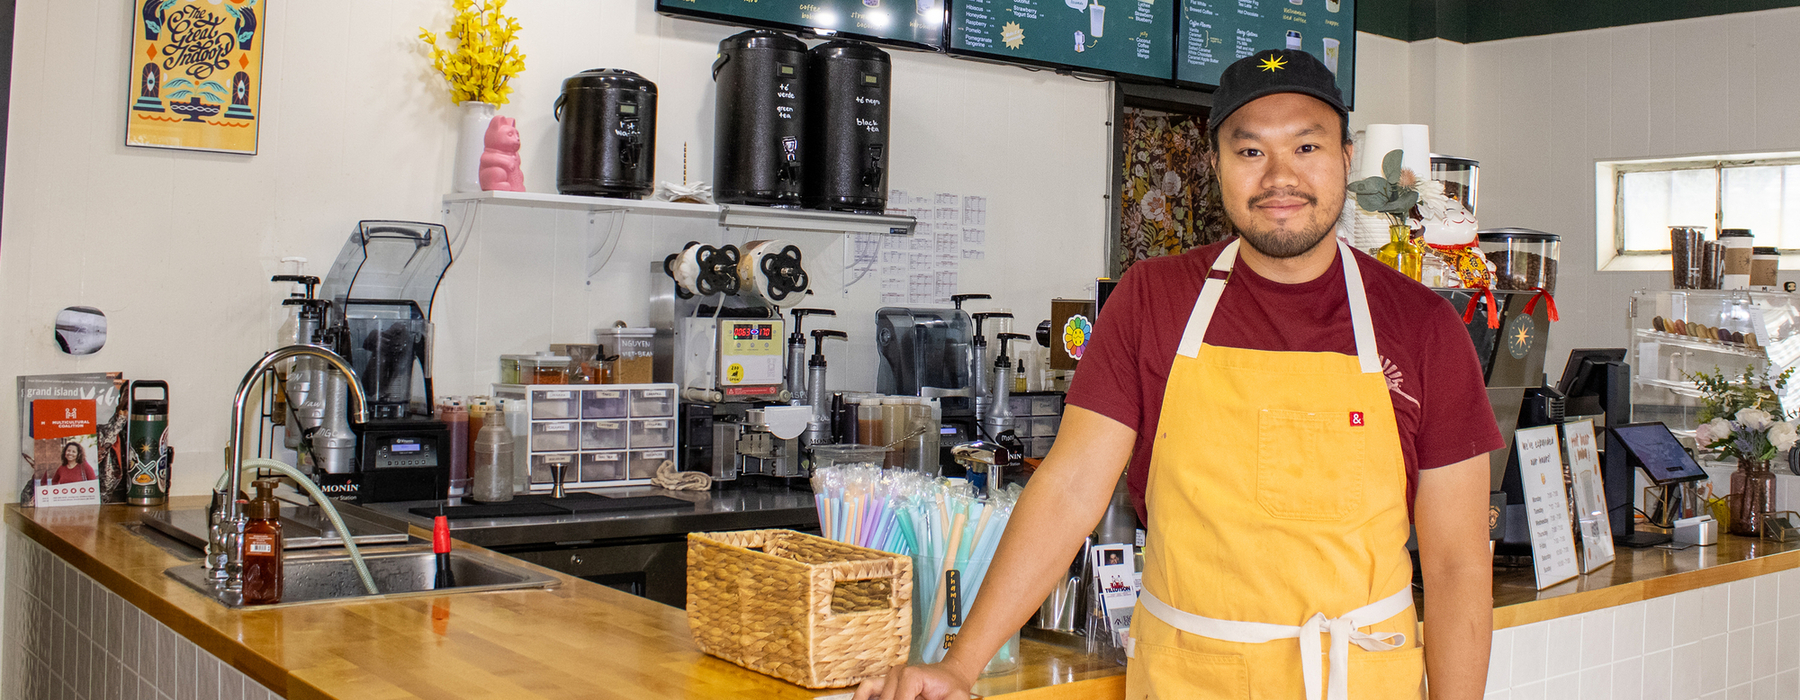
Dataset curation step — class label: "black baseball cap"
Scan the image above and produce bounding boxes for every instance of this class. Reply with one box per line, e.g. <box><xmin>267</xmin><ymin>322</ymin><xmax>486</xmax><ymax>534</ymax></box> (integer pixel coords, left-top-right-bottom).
<box><xmin>1207</xmin><ymin>49</ymin><xmax>1346</xmax><ymax>139</ymax></box>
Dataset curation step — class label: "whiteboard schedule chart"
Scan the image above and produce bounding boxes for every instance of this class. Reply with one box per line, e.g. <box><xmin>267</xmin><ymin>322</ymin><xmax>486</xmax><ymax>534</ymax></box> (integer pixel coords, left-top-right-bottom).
<box><xmin>1515</xmin><ymin>425</ymin><xmax>1580</xmax><ymax>589</ymax></box>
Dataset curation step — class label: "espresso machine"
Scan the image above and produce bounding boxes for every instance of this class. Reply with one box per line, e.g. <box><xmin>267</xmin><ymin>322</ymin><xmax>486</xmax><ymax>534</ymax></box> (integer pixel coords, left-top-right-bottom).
<box><xmin>297</xmin><ymin>221</ymin><xmax>455</xmax><ymax>502</ymax></box>
<box><xmin>1433</xmin><ymin>288</ymin><xmax>1556</xmax><ymax>553</ymax></box>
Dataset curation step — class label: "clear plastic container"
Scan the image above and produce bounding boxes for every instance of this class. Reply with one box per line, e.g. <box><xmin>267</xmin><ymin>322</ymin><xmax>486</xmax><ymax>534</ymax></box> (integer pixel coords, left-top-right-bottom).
<box><xmin>470</xmin><ymin>419</ymin><xmax>515</xmax><ymax>502</ymax></box>
<box><xmin>1477</xmin><ymin>228</ymin><xmax>1560</xmax><ymax>295</ymax></box>
<box><xmin>630</xmin><ymin>388</ymin><xmax>675</xmax><ymax>417</ymax></box>
<box><xmin>629</xmin><ymin>449</ymin><xmax>672</xmax><ymax>480</ymax></box>
<box><xmin>1030</xmin><ymin>416</ymin><xmax>1061</xmax><ymax>437</ymax></box>
<box><xmin>629</xmin><ymin>418</ymin><xmax>676</xmax><ymax>448</ymax></box>
<box><xmin>1030</xmin><ymin>394</ymin><xmax>1063</xmax><ymax>417</ymax></box>
<box><xmin>530</xmin><ymin>452</ymin><xmax>576</xmax><ymax>486</ymax></box>
<box><xmin>582</xmin><ymin>389</ymin><xmax>629</xmax><ymax>419</ymax></box>
<box><xmin>580</xmin><ymin>451</ymin><xmax>626</xmax><ymax>482</ymax></box>
<box><xmin>1014</xmin><ymin>419</ymin><xmax>1035</xmax><ymax>438</ymax></box>
<box><xmin>531</xmin><ymin>389</ymin><xmax>579</xmax><ymax>420</ymax></box>
<box><xmin>811</xmin><ymin>444</ymin><xmax>889</xmax><ymax>470</ymax></box>
<box><xmin>497</xmin><ymin>354</ymin><xmax>533</xmax><ymax>385</ymax></box>
<box><xmin>1008</xmin><ymin>396</ymin><xmax>1032</xmax><ymax>418</ymax></box>
<box><xmin>595</xmin><ymin>327</ymin><xmax>658</xmax><ymax>384</ymax></box>
<box><xmin>1028</xmin><ymin>437</ymin><xmax>1054</xmax><ymax>460</ymax></box>
<box><xmin>530</xmin><ymin>421</ymin><xmax>578</xmax><ymax>452</ymax></box>
<box><xmin>520</xmin><ymin>353</ymin><xmax>572</xmax><ymax>385</ymax></box>
<box><xmin>858</xmin><ymin>402</ymin><xmax>883</xmax><ymax>447</ymax></box>
<box><xmin>504</xmin><ymin>399</ymin><xmax>532</xmax><ymax>493</ymax></box>
<box><xmin>580</xmin><ymin>420</ymin><xmax>628</xmax><ymax>451</ymax></box>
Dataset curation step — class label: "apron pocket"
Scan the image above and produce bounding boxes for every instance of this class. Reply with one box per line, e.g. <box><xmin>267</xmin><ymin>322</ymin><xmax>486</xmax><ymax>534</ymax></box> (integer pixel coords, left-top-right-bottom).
<box><xmin>1256</xmin><ymin>409</ymin><xmax>1365</xmax><ymax>521</ymax></box>
<box><xmin>1124</xmin><ymin>641</ymin><xmax>1248</xmax><ymax>700</ymax></box>
<box><xmin>1347</xmin><ymin>645</ymin><xmax>1425</xmax><ymax>699</ymax></box>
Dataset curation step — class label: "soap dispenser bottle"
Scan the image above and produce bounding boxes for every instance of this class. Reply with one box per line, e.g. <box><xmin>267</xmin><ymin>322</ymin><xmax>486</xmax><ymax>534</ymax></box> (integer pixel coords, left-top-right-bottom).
<box><xmin>242</xmin><ymin>479</ymin><xmax>284</xmax><ymax>605</ymax></box>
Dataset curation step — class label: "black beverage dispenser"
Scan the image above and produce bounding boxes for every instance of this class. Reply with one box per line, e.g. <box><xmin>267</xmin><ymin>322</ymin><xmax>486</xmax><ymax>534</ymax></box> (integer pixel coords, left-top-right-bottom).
<box><xmin>555</xmin><ymin>68</ymin><xmax>657</xmax><ymax>198</ymax></box>
<box><xmin>804</xmin><ymin>40</ymin><xmax>890</xmax><ymax>213</ymax></box>
<box><xmin>713</xmin><ymin>30</ymin><xmax>808</xmax><ymax>207</ymax></box>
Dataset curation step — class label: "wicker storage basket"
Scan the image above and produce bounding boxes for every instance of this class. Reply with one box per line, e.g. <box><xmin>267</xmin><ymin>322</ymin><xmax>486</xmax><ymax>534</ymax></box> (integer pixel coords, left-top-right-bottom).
<box><xmin>687</xmin><ymin>529</ymin><xmax>913</xmax><ymax>688</ymax></box>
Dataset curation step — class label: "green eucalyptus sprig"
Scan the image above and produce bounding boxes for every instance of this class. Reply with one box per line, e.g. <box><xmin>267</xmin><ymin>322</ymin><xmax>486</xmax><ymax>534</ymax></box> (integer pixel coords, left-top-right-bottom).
<box><xmin>1346</xmin><ymin>149</ymin><xmax>1419</xmax><ymax>227</ymax></box>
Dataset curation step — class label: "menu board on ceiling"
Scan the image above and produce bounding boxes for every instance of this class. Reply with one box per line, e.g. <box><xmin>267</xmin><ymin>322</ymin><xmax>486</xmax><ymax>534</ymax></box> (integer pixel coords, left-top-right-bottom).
<box><xmin>1176</xmin><ymin>0</ymin><xmax>1355</xmax><ymax>104</ymax></box>
<box><xmin>950</xmin><ymin>0</ymin><xmax>1175</xmax><ymax>80</ymax></box>
<box><xmin>655</xmin><ymin>0</ymin><xmax>947</xmax><ymax>49</ymax></box>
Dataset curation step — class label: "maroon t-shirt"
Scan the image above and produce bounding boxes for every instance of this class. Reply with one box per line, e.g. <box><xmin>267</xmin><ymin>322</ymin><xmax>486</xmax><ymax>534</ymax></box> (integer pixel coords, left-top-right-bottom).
<box><xmin>1067</xmin><ymin>238</ymin><xmax>1503</xmax><ymax>523</ymax></box>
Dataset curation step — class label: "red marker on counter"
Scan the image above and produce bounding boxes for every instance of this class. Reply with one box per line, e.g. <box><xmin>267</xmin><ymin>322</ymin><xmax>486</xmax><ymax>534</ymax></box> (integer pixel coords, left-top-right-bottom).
<box><xmin>433</xmin><ymin>516</ymin><xmax>455</xmax><ymax>589</ymax></box>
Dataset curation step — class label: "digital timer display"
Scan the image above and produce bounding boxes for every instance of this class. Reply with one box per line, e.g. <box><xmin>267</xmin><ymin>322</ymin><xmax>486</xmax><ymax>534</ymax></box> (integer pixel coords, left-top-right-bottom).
<box><xmin>391</xmin><ymin>443</ymin><xmax>421</xmax><ymax>453</ymax></box>
<box><xmin>732</xmin><ymin>324</ymin><xmax>774</xmax><ymax>340</ymax></box>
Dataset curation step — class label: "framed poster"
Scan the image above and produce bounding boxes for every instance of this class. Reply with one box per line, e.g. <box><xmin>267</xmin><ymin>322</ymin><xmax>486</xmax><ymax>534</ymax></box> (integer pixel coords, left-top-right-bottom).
<box><xmin>125</xmin><ymin>0</ymin><xmax>266</xmax><ymax>155</ymax></box>
<box><xmin>1561</xmin><ymin>419</ymin><xmax>1615</xmax><ymax>574</ymax></box>
<box><xmin>1514</xmin><ymin>425</ymin><xmax>1580</xmax><ymax>589</ymax></box>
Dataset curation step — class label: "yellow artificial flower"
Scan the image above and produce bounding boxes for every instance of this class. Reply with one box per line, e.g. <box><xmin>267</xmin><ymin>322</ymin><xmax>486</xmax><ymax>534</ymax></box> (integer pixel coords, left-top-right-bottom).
<box><xmin>419</xmin><ymin>0</ymin><xmax>526</xmax><ymax>106</ymax></box>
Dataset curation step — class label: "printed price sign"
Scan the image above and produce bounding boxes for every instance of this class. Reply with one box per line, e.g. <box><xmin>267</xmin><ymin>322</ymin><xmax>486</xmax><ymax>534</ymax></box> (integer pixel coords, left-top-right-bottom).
<box><xmin>1515</xmin><ymin>425</ymin><xmax>1580</xmax><ymax>589</ymax></box>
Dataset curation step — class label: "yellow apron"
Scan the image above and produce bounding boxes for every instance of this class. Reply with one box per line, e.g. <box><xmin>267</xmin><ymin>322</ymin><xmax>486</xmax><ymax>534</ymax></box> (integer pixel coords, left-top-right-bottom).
<box><xmin>1125</xmin><ymin>239</ymin><xmax>1424</xmax><ymax>700</ymax></box>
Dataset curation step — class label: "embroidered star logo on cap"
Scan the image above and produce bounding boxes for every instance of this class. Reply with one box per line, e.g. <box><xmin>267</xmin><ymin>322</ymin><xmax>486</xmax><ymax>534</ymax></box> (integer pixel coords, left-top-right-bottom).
<box><xmin>1207</xmin><ymin>49</ymin><xmax>1346</xmax><ymax>138</ymax></box>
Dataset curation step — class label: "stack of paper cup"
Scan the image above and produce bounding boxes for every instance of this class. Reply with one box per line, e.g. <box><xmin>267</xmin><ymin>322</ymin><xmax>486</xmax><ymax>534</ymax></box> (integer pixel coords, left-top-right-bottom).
<box><xmin>1359</xmin><ymin>124</ymin><xmax>1431</xmax><ymax>182</ymax></box>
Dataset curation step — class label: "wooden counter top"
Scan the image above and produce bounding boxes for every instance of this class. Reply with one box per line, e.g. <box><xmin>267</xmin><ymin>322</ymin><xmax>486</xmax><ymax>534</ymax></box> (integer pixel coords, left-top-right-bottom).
<box><xmin>1485</xmin><ymin>529</ymin><xmax>1800</xmax><ymax>630</ymax></box>
<box><xmin>6</xmin><ymin>499</ymin><xmax>1123</xmax><ymax>700</ymax></box>
<box><xmin>23</xmin><ymin>498</ymin><xmax>1799</xmax><ymax>698</ymax></box>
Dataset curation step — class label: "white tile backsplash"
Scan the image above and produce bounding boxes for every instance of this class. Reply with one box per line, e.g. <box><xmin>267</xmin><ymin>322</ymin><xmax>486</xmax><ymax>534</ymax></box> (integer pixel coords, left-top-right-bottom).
<box><xmin>1616</xmin><ymin>603</ymin><xmax>1647</xmax><ymax>661</ymax></box>
<box><xmin>1730</xmin><ymin>579</ymin><xmax>1757</xmax><ymax>632</ymax></box>
<box><xmin>1486</xmin><ymin>573</ymin><xmax>1798</xmax><ymax>697</ymax></box>
<box><xmin>3</xmin><ymin>531</ymin><xmax>277</xmax><ymax>700</ymax></box>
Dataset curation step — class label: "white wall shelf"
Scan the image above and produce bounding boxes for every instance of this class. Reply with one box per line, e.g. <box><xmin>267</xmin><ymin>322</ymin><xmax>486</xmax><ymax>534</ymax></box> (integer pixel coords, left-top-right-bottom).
<box><xmin>441</xmin><ymin>191</ymin><xmax>917</xmax><ymax>237</ymax></box>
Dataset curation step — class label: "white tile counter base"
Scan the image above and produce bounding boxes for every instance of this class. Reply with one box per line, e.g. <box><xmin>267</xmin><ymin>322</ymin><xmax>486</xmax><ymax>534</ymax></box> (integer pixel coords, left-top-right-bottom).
<box><xmin>1483</xmin><ymin>569</ymin><xmax>1800</xmax><ymax>700</ymax></box>
<box><xmin>2</xmin><ymin>530</ymin><xmax>279</xmax><ymax>700</ymax></box>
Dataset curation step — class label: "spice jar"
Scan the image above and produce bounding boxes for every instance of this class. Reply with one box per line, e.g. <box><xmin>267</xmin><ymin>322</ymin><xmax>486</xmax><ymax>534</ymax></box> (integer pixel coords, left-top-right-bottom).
<box><xmin>1478</xmin><ymin>228</ymin><xmax>1560</xmax><ymax>294</ymax></box>
<box><xmin>1752</xmin><ymin>246</ymin><xmax>1780</xmax><ymax>291</ymax></box>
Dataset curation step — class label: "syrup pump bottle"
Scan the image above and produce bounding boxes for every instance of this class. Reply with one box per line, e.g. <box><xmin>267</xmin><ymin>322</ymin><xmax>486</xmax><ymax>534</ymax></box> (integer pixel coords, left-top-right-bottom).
<box><xmin>970</xmin><ymin>312</ymin><xmax>1013</xmax><ymax>423</ymax></box>
<box><xmin>241</xmin><ymin>479</ymin><xmax>284</xmax><ymax>605</ymax></box>
<box><xmin>803</xmin><ymin>329</ymin><xmax>849</xmax><ymax>448</ymax></box>
<box><xmin>785</xmin><ymin>308</ymin><xmax>836</xmax><ymax>405</ymax></box>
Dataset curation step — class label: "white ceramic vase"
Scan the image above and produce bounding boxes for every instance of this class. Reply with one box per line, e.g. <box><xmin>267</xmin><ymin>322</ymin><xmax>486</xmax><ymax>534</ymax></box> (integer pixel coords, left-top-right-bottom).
<box><xmin>452</xmin><ymin>101</ymin><xmax>497</xmax><ymax>193</ymax></box>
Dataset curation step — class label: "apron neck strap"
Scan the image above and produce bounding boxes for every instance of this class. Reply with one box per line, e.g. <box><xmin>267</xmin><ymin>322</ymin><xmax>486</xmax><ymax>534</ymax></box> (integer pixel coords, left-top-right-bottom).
<box><xmin>1176</xmin><ymin>238</ymin><xmax>1383</xmax><ymax>374</ymax></box>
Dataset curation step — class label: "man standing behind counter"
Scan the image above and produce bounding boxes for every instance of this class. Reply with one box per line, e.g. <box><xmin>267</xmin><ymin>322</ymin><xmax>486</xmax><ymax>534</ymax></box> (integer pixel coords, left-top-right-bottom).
<box><xmin>858</xmin><ymin>49</ymin><xmax>1502</xmax><ymax>700</ymax></box>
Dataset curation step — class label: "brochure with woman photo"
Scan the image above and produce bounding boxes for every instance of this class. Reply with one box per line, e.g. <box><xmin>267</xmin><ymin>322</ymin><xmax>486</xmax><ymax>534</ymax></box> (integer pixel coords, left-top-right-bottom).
<box><xmin>16</xmin><ymin>373</ymin><xmax>125</xmax><ymax>507</ymax></box>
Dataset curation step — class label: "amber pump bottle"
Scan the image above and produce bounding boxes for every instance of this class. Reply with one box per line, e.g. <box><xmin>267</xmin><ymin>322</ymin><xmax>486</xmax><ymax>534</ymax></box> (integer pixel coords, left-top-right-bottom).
<box><xmin>242</xmin><ymin>479</ymin><xmax>284</xmax><ymax>605</ymax></box>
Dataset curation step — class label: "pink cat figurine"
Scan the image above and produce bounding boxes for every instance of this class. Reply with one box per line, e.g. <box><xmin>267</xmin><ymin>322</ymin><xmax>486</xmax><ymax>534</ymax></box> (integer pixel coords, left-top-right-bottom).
<box><xmin>478</xmin><ymin>116</ymin><xmax>524</xmax><ymax>192</ymax></box>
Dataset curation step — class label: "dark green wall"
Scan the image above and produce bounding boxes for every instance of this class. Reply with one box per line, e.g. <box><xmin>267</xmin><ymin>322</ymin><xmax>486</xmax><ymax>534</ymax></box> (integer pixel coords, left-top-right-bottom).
<box><xmin>1357</xmin><ymin>0</ymin><xmax>1800</xmax><ymax>43</ymax></box>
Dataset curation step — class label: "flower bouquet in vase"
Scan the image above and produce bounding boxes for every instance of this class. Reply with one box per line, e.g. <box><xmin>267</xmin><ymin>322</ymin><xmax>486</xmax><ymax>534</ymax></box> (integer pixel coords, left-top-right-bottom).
<box><xmin>1691</xmin><ymin>366</ymin><xmax>1798</xmax><ymax>536</ymax></box>
<box><xmin>420</xmin><ymin>0</ymin><xmax>526</xmax><ymax>193</ymax></box>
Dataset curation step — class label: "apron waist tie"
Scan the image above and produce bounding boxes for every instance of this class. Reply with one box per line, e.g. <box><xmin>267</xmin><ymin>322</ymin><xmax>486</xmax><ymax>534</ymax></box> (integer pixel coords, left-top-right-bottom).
<box><xmin>1137</xmin><ymin>587</ymin><xmax>1414</xmax><ymax>700</ymax></box>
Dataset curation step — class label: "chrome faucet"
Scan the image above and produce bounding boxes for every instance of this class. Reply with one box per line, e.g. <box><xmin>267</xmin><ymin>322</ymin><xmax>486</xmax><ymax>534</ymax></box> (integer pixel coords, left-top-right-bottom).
<box><xmin>211</xmin><ymin>345</ymin><xmax>369</xmax><ymax>601</ymax></box>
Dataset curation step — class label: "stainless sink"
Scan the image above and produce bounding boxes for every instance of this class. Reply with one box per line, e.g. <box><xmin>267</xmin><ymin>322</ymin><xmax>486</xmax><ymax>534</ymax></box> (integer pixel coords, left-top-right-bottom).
<box><xmin>165</xmin><ymin>546</ymin><xmax>560</xmax><ymax>609</ymax></box>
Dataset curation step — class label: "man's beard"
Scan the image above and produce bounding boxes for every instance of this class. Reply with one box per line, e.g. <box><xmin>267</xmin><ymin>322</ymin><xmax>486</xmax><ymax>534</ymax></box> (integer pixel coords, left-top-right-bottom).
<box><xmin>1236</xmin><ymin>189</ymin><xmax>1341</xmax><ymax>259</ymax></box>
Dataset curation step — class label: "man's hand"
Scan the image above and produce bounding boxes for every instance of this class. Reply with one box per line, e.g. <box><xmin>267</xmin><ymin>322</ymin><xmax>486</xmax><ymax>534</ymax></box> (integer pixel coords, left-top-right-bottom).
<box><xmin>852</xmin><ymin>662</ymin><xmax>973</xmax><ymax>700</ymax></box>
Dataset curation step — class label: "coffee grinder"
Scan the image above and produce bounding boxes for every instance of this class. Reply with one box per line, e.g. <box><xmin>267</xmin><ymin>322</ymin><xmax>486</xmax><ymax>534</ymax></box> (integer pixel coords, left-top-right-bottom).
<box><xmin>314</xmin><ymin>221</ymin><xmax>455</xmax><ymax>502</ymax></box>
